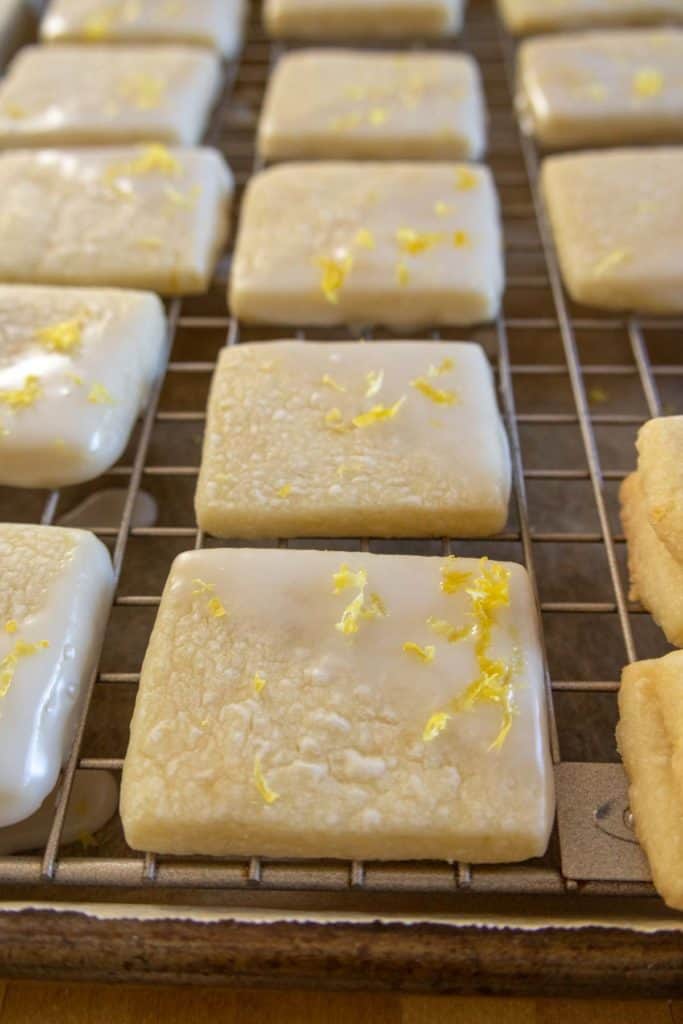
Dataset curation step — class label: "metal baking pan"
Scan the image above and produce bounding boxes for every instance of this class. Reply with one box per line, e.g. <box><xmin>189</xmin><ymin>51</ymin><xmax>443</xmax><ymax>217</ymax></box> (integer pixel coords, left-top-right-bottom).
<box><xmin>1</xmin><ymin>0</ymin><xmax>682</xmax><ymax>995</ymax></box>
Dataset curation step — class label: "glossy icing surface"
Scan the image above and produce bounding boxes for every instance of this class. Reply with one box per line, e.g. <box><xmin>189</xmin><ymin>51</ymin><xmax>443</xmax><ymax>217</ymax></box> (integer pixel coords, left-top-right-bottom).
<box><xmin>518</xmin><ymin>29</ymin><xmax>683</xmax><ymax>148</ymax></box>
<box><xmin>0</xmin><ymin>144</ymin><xmax>233</xmax><ymax>294</ymax></box>
<box><xmin>0</xmin><ymin>524</ymin><xmax>114</xmax><ymax>828</ymax></box>
<box><xmin>196</xmin><ymin>340</ymin><xmax>511</xmax><ymax>538</ymax></box>
<box><xmin>0</xmin><ymin>285</ymin><xmax>166</xmax><ymax>487</ymax></box>
<box><xmin>230</xmin><ymin>162</ymin><xmax>504</xmax><ymax>328</ymax></box>
<box><xmin>121</xmin><ymin>548</ymin><xmax>555</xmax><ymax>862</ymax></box>
<box><xmin>259</xmin><ymin>49</ymin><xmax>486</xmax><ymax>160</ymax></box>
<box><xmin>0</xmin><ymin>44</ymin><xmax>222</xmax><ymax>147</ymax></box>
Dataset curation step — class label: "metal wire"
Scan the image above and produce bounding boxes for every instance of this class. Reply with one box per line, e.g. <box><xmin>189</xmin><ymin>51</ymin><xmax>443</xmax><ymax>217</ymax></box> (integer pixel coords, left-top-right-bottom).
<box><xmin>1</xmin><ymin>0</ymin><xmax>680</xmax><ymax>901</ymax></box>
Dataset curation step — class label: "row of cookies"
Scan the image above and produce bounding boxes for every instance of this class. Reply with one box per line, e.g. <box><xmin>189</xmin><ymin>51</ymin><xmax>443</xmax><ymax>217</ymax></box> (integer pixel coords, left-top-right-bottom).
<box><xmin>120</xmin><ymin>0</ymin><xmax>557</xmax><ymax>866</ymax></box>
<box><xmin>495</xmin><ymin>0</ymin><xmax>683</xmax><ymax>912</ymax></box>
<box><xmin>0</xmin><ymin>4</ymin><xmax>240</xmax><ymax>841</ymax></box>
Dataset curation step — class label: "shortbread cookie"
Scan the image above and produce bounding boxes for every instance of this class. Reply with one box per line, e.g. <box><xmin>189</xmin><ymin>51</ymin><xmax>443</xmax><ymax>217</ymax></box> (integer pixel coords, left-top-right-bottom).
<box><xmin>258</xmin><ymin>50</ymin><xmax>486</xmax><ymax>161</ymax></box>
<box><xmin>0</xmin><ymin>45</ymin><xmax>222</xmax><ymax>148</ymax></box>
<box><xmin>41</xmin><ymin>0</ymin><xmax>246</xmax><ymax>59</ymax></box>
<box><xmin>637</xmin><ymin>417</ymin><xmax>683</xmax><ymax>561</ymax></box>
<box><xmin>0</xmin><ymin>524</ymin><xmax>114</xmax><ymax>828</ymax></box>
<box><xmin>498</xmin><ymin>0</ymin><xmax>683</xmax><ymax>36</ymax></box>
<box><xmin>230</xmin><ymin>163</ymin><xmax>504</xmax><ymax>328</ymax></box>
<box><xmin>120</xmin><ymin>548</ymin><xmax>555</xmax><ymax>861</ymax></box>
<box><xmin>0</xmin><ymin>0</ymin><xmax>32</xmax><ymax>69</ymax></box>
<box><xmin>541</xmin><ymin>149</ymin><xmax>683</xmax><ymax>314</ymax></box>
<box><xmin>0</xmin><ymin>145</ymin><xmax>232</xmax><ymax>294</ymax></box>
<box><xmin>0</xmin><ymin>285</ymin><xmax>166</xmax><ymax>487</ymax></box>
<box><xmin>264</xmin><ymin>0</ymin><xmax>463</xmax><ymax>39</ymax></box>
<box><xmin>196</xmin><ymin>341</ymin><xmax>510</xmax><ymax>539</ymax></box>
<box><xmin>620</xmin><ymin>472</ymin><xmax>683</xmax><ymax>647</ymax></box>
<box><xmin>518</xmin><ymin>30</ymin><xmax>683</xmax><ymax>149</ymax></box>
<box><xmin>617</xmin><ymin>650</ymin><xmax>683</xmax><ymax>911</ymax></box>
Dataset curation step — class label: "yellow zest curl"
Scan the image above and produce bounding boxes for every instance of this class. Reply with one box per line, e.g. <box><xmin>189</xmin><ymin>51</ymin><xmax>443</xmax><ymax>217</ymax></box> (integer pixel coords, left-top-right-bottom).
<box><xmin>396</xmin><ymin>228</ymin><xmax>444</xmax><ymax>255</ymax></box>
<box><xmin>252</xmin><ymin>673</ymin><xmax>266</xmax><ymax>695</ymax></box>
<box><xmin>0</xmin><ymin>640</ymin><xmax>49</xmax><ymax>698</ymax></box>
<box><xmin>352</xmin><ymin>396</ymin><xmax>405</xmax><ymax>429</ymax></box>
<box><xmin>318</xmin><ymin>253</ymin><xmax>353</xmax><ymax>305</ymax></box>
<box><xmin>411</xmin><ymin>377</ymin><xmax>457</xmax><ymax>406</ymax></box>
<box><xmin>0</xmin><ymin>375</ymin><xmax>41</xmax><ymax>409</ymax></box>
<box><xmin>440</xmin><ymin>557</ymin><xmax>472</xmax><ymax>594</ymax></box>
<box><xmin>36</xmin><ymin>316</ymin><xmax>85</xmax><ymax>353</ymax></box>
<box><xmin>365</xmin><ymin>369</ymin><xmax>384</xmax><ymax>398</ymax></box>
<box><xmin>402</xmin><ymin>642</ymin><xmax>435</xmax><ymax>664</ymax></box>
<box><xmin>427</xmin><ymin>617</ymin><xmax>470</xmax><ymax>644</ymax></box>
<box><xmin>322</xmin><ymin>373</ymin><xmax>346</xmax><ymax>393</ymax></box>
<box><xmin>254</xmin><ymin>755</ymin><xmax>279</xmax><ymax>804</ymax></box>
<box><xmin>633</xmin><ymin>68</ymin><xmax>664</xmax><ymax>98</ymax></box>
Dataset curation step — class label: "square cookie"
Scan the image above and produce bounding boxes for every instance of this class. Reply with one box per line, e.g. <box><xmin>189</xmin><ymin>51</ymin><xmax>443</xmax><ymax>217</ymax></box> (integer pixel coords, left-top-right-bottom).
<box><xmin>41</xmin><ymin>0</ymin><xmax>247</xmax><ymax>59</ymax></box>
<box><xmin>636</xmin><ymin>416</ymin><xmax>683</xmax><ymax>561</ymax></box>
<box><xmin>541</xmin><ymin>149</ymin><xmax>683</xmax><ymax>314</ymax></box>
<box><xmin>230</xmin><ymin>163</ymin><xmax>504</xmax><ymax>328</ymax></box>
<box><xmin>617</xmin><ymin>650</ymin><xmax>683</xmax><ymax>911</ymax></box>
<box><xmin>0</xmin><ymin>524</ymin><xmax>114</xmax><ymax>827</ymax></box>
<box><xmin>498</xmin><ymin>0</ymin><xmax>683</xmax><ymax>36</ymax></box>
<box><xmin>264</xmin><ymin>0</ymin><xmax>463</xmax><ymax>39</ymax></box>
<box><xmin>0</xmin><ymin>144</ymin><xmax>233</xmax><ymax>294</ymax></box>
<box><xmin>120</xmin><ymin>548</ymin><xmax>555</xmax><ymax>862</ymax></box>
<box><xmin>517</xmin><ymin>30</ymin><xmax>683</xmax><ymax>149</ymax></box>
<box><xmin>0</xmin><ymin>44</ymin><xmax>222</xmax><ymax>148</ymax></box>
<box><xmin>620</xmin><ymin>472</ymin><xmax>683</xmax><ymax>647</ymax></box>
<box><xmin>0</xmin><ymin>284</ymin><xmax>166</xmax><ymax>487</ymax></box>
<box><xmin>258</xmin><ymin>50</ymin><xmax>486</xmax><ymax>161</ymax></box>
<box><xmin>196</xmin><ymin>341</ymin><xmax>511</xmax><ymax>539</ymax></box>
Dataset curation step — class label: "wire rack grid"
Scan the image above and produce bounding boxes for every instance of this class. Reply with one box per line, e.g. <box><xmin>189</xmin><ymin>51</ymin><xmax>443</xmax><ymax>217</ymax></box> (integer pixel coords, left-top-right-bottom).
<box><xmin>0</xmin><ymin>0</ymin><xmax>681</xmax><ymax>909</ymax></box>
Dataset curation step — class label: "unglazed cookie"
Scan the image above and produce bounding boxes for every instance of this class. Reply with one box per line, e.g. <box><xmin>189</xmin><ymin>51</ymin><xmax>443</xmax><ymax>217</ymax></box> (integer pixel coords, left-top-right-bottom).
<box><xmin>617</xmin><ymin>650</ymin><xmax>683</xmax><ymax>911</ymax></box>
<box><xmin>636</xmin><ymin>416</ymin><xmax>683</xmax><ymax>561</ymax></box>
<box><xmin>41</xmin><ymin>0</ymin><xmax>247</xmax><ymax>59</ymax></box>
<box><xmin>258</xmin><ymin>50</ymin><xmax>486</xmax><ymax>161</ymax></box>
<box><xmin>541</xmin><ymin>149</ymin><xmax>683</xmax><ymax>314</ymax></box>
<box><xmin>620</xmin><ymin>472</ymin><xmax>683</xmax><ymax>647</ymax></box>
<box><xmin>0</xmin><ymin>45</ymin><xmax>222</xmax><ymax>148</ymax></box>
<box><xmin>517</xmin><ymin>30</ymin><xmax>683</xmax><ymax>149</ymax></box>
<box><xmin>264</xmin><ymin>0</ymin><xmax>463</xmax><ymax>39</ymax></box>
<box><xmin>0</xmin><ymin>145</ymin><xmax>232</xmax><ymax>294</ymax></box>
<box><xmin>230</xmin><ymin>162</ymin><xmax>504</xmax><ymax>328</ymax></box>
<box><xmin>498</xmin><ymin>0</ymin><xmax>683</xmax><ymax>36</ymax></box>
<box><xmin>195</xmin><ymin>341</ymin><xmax>510</xmax><ymax>539</ymax></box>
<box><xmin>0</xmin><ymin>285</ymin><xmax>166</xmax><ymax>487</ymax></box>
<box><xmin>120</xmin><ymin>548</ymin><xmax>554</xmax><ymax>862</ymax></box>
<box><xmin>0</xmin><ymin>524</ymin><xmax>114</xmax><ymax>828</ymax></box>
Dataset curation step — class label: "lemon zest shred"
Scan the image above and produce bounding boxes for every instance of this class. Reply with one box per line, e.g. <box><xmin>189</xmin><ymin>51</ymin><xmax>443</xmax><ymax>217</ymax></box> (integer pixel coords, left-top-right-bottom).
<box><xmin>104</xmin><ymin>144</ymin><xmax>181</xmax><ymax>188</ymax></box>
<box><xmin>192</xmin><ymin>578</ymin><xmax>215</xmax><ymax>595</ymax></box>
<box><xmin>322</xmin><ymin>373</ymin><xmax>346</xmax><ymax>393</ymax></box>
<box><xmin>434</xmin><ymin>200</ymin><xmax>452</xmax><ymax>217</ymax></box>
<box><xmin>253</xmin><ymin>756</ymin><xmax>279</xmax><ymax>804</ymax></box>
<box><xmin>352</xmin><ymin>396</ymin><xmax>405</xmax><ymax>429</ymax></box>
<box><xmin>440</xmin><ymin>557</ymin><xmax>472</xmax><ymax>594</ymax></box>
<box><xmin>333</xmin><ymin>564</ymin><xmax>367</xmax><ymax>594</ymax></box>
<box><xmin>324</xmin><ymin>407</ymin><xmax>348</xmax><ymax>431</ymax></box>
<box><xmin>0</xmin><ymin>375</ymin><xmax>41</xmax><ymax>410</ymax></box>
<box><xmin>633</xmin><ymin>67</ymin><xmax>664</xmax><ymax>98</ymax></box>
<box><xmin>395</xmin><ymin>260</ymin><xmax>410</xmax><ymax>286</ymax></box>
<box><xmin>0</xmin><ymin>639</ymin><xmax>49</xmax><ymax>698</ymax></box>
<box><xmin>411</xmin><ymin>377</ymin><xmax>457</xmax><ymax>406</ymax></box>
<box><xmin>87</xmin><ymin>382</ymin><xmax>115</xmax><ymax>405</ymax></box>
<box><xmin>423</xmin><ymin>711</ymin><xmax>450</xmax><ymax>742</ymax></box>
<box><xmin>455</xmin><ymin>167</ymin><xmax>478</xmax><ymax>191</ymax></box>
<box><xmin>453</xmin><ymin>229</ymin><xmax>471</xmax><ymax>248</ymax></box>
<box><xmin>427</xmin><ymin>617</ymin><xmax>470</xmax><ymax>644</ymax></box>
<box><xmin>365</xmin><ymin>369</ymin><xmax>384</xmax><ymax>398</ymax></box>
<box><xmin>354</xmin><ymin>228</ymin><xmax>375</xmax><ymax>249</ymax></box>
<box><xmin>402</xmin><ymin>642</ymin><xmax>435</xmax><ymax>664</ymax></box>
<box><xmin>593</xmin><ymin>248</ymin><xmax>631</xmax><ymax>278</ymax></box>
<box><xmin>4</xmin><ymin>620</ymin><xmax>17</xmax><ymax>634</ymax></box>
<box><xmin>396</xmin><ymin>227</ymin><xmax>444</xmax><ymax>255</ymax></box>
<box><xmin>318</xmin><ymin>253</ymin><xmax>353</xmax><ymax>305</ymax></box>
<box><xmin>428</xmin><ymin>357</ymin><xmax>454</xmax><ymax>377</ymax></box>
<box><xmin>36</xmin><ymin>316</ymin><xmax>85</xmax><ymax>354</ymax></box>
<box><xmin>276</xmin><ymin>483</ymin><xmax>292</xmax><ymax>498</ymax></box>
<box><xmin>333</xmin><ymin>564</ymin><xmax>386</xmax><ymax>636</ymax></box>
<box><xmin>252</xmin><ymin>673</ymin><xmax>266</xmax><ymax>695</ymax></box>
<box><xmin>207</xmin><ymin>597</ymin><xmax>226</xmax><ymax>618</ymax></box>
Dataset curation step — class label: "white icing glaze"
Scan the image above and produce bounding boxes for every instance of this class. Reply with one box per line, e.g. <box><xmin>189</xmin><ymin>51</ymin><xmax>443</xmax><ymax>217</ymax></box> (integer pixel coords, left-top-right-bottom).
<box><xmin>0</xmin><ymin>524</ymin><xmax>114</xmax><ymax>828</ymax></box>
<box><xmin>0</xmin><ymin>285</ymin><xmax>166</xmax><ymax>487</ymax></box>
<box><xmin>0</xmin><ymin>44</ymin><xmax>222</xmax><ymax>147</ymax></box>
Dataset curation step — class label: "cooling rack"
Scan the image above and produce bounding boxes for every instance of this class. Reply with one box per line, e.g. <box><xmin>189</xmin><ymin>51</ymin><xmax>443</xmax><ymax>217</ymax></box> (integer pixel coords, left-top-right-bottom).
<box><xmin>1</xmin><ymin>0</ymin><xmax>683</xmax><ymax>995</ymax></box>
